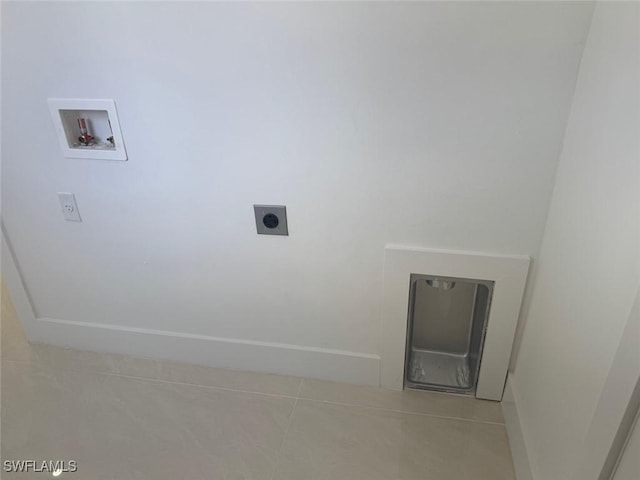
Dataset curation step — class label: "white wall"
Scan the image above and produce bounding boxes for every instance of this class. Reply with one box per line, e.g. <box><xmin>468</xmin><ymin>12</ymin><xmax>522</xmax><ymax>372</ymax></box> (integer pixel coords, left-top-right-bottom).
<box><xmin>1</xmin><ymin>2</ymin><xmax>593</xmax><ymax>381</ymax></box>
<box><xmin>510</xmin><ymin>2</ymin><xmax>640</xmax><ymax>479</ymax></box>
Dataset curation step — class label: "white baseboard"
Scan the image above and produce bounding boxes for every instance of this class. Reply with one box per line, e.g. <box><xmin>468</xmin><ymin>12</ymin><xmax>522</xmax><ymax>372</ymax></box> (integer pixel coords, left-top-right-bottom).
<box><xmin>502</xmin><ymin>374</ymin><xmax>534</xmax><ymax>480</ymax></box>
<box><xmin>31</xmin><ymin>314</ymin><xmax>382</xmax><ymax>386</ymax></box>
<box><xmin>2</xmin><ymin>222</ymin><xmax>380</xmax><ymax>386</ymax></box>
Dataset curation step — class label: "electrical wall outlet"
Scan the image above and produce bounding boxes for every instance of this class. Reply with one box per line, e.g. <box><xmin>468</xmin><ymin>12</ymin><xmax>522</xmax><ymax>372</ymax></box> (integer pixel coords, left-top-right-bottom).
<box><xmin>254</xmin><ymin>205</ymin><xmax>288</xmax><ymax>236</ymax></box>
<box><xmin>57</xmin><ymin>192</ymin><xmax>82</xmax><ymax>222</ymax></box>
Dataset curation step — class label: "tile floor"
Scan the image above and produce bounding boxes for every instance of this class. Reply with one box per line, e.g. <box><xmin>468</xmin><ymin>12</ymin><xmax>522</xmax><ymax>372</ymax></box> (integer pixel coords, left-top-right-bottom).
<box><xmin>1</xmin><ymin>285</ymin><xmax>516</xmax><ymax>479</ymax></box>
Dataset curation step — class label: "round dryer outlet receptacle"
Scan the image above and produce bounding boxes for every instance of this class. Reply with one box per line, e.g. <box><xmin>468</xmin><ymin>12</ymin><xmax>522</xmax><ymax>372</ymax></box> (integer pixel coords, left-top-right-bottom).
<box><xmin>263</xmin><ymin>213</ymin><xmax>279</xmax><ymax>229</ymax></box>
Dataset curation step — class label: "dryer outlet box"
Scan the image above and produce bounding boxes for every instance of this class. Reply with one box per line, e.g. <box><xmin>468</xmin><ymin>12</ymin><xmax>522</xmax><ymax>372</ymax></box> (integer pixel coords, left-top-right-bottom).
<box><xmin>254</xmin><ymin>205</ymin><xmax>288</xmax><ymax>236</ymax></box>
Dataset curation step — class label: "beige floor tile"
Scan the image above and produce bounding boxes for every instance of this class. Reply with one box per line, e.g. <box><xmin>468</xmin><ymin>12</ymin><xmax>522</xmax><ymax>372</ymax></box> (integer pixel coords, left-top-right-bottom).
<box><xmin>2</xmin><ymin>361</ymin><xmax>295</xmax><ymax>480</ymax></box>
<box><xmin>274</xmin><ymin>399</ymin><xmax>513</xmax><ymax>480</ymax></box>
<box><xmin>156</xmin><ymin>360</ymin><xmax>302</xmax><ymax>397</ymax></box>
<box><xmin>2</xmin><ymin>361</ymin><xmax>113</xmax><ymax>479</ymax></box>
<box><xmin>1</xmin><ymin>282</ymin><xmax>514</xmax><ymax>480</ymax></box>
<box><xmin>299</xmin><ymin>378</ymin><xmax>505</xmax><ymax>424</ymax></box>
<box><xmin>461</xmin><ymin>421</ymin><xmax>516</xmax><ymax>480</ymax></box>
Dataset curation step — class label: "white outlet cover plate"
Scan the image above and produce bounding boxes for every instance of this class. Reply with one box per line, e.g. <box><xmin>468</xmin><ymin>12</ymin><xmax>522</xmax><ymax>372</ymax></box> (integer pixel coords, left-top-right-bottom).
<box><xmin>48</xmin><ymin>98</ymin><xmax>127</xmax><ymax>161</ymax></box>
<box><xmin>57</xmin><ymin>192</ymin><xmax>82</xmax><ymax>222</ymax></box>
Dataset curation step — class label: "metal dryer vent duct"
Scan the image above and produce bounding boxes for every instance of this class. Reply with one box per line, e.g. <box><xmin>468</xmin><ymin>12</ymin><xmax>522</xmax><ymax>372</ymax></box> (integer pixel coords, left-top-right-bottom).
<box><xmin>425</xmin><ymin>279</ymin><xmax>456</xmax><ymax>291</ymax></box>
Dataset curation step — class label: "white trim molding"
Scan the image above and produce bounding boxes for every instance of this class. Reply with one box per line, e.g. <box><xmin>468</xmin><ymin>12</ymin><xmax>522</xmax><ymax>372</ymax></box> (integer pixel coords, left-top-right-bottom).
<box><xmin>31</xmin><ymin>316</ymin><xmax>381</xmax><ymax>386</ymax></box>
<box><xmin>381</xmin><ymin>245</ymin><xmax>530</xmax><ymax>400</ymax></box>
<box><xmin>503</xmin><ymin>374</ymin><xmax>535</xmax><ymax>480</ymax></box>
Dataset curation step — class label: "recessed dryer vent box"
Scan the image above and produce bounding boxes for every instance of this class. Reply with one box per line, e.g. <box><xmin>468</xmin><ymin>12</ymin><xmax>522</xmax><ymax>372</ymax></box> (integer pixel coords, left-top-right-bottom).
<box><xmin>48</xmin><ymin>98</ymin><xmax>127</xmax><ymax>161</ymax></box>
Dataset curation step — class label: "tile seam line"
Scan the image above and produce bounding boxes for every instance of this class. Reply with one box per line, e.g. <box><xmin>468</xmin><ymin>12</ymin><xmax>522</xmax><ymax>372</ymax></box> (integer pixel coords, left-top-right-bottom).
<box><xmin>296</xmin><ymin>396</ymin><xmax>507</xmax><ymax>426</ymax></box>
<box><xmin>269</xmin><ymin>379</ymin><xmax>304</xmax><ymax>480</ymax></box>
<box><xmin>3</xmin><ymin>359</ymin><xmax>505</xmax><ymax>425</ymax></box>
<box><xmin>101</xmin><ymin>371</ymin><xmax>302</xmax><ymax>401</ymax></box>
<box><xmin>2</xmin><ymin>359</ymin><xmax>299</xmax><ymax>401</ymax></box>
